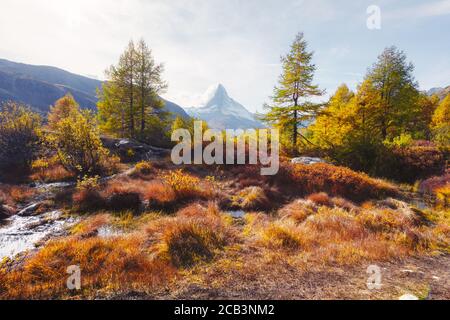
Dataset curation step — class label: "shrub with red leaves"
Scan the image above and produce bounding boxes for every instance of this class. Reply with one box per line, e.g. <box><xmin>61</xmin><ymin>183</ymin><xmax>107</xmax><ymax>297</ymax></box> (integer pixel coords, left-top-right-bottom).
<box><xmin>287</xmin><ymin>163</ymin><xmax>398</xmax><ymax>202</ymax></box>
<box><xmin>379</xmin><ymin>146</ymin><xmax>446</xmax><ymax>182</ymax></box>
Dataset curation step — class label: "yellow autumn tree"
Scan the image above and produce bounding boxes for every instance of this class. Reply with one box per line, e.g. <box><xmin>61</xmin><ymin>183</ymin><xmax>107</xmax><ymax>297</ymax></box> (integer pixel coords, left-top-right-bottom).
<box><xmin>431</xmin><ymin>94</ymin><xmax>450</xmax><ymax>147</ymax></box>
<box><xmin>46</xmin><ymin>107</ymin><xmax>110</xmax><ymax>177</ymax></box>
<box><xmin>47</xmin><ymin>94</ymin><xmax>79</xmax><ymax>130</ymax></box>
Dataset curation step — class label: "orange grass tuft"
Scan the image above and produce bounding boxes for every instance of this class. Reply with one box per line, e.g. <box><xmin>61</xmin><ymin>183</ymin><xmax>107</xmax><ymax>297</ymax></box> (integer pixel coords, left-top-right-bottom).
<box><xmin>0</xmin><ymin>235</ymin><xmax>175</xmax><ymax>299</ymax></box>
<box><xmin>146</xmin><ymin>203</ymin><xmax>235</xmax><ymax>268</ymax></box>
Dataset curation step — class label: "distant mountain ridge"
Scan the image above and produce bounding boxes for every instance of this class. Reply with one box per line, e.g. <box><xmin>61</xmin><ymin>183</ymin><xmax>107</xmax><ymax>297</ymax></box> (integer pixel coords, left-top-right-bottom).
<box><xmin>185</xmin><ymin>84</ymin><xmax>264</xmax><ymax>130</ymax></box>
<box><xmin>0</xmin><ymin>58</ymin><xmax>189</xmax><ymax>118</ymax></box>
<box><xmin>426</xmin><ymin>86</ymin><xmax>450</xmax><ymax>100</ymax></box>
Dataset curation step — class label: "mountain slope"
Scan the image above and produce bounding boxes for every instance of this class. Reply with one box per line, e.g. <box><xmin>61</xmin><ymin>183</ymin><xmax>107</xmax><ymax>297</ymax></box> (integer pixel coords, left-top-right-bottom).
<box><xmin>0</xmin><ymin>58</ymin><xmax>101</xmax><ymax>97</ymax></box>
<box><xmin>0</xmin><ymin>59</ymin><xmax>101</xmax><ymax>111</ymax></box>
<box><xmin>427</xmin><ymin>86</ymin><xmax>450</xmax><ymax>100</ymax></box>
<box><xmin>161</xmin><ymin>98</ymin><xmax>190</xmax><ymax>119</ymax></box>
<box><xmin>185</xmin><ymin>84</ymin><xmax>264</xmax><ymax>130</ymax></box>
<box><xmin>0</xmin><ymin>58</ymin><xmax>188</xmax><ymax>118</ymax></box>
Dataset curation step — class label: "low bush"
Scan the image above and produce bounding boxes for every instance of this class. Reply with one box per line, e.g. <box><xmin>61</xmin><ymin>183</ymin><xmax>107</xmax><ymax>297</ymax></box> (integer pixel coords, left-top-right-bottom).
<box><xmin>44</xmin><ymin>107</ymin><xmax>113</xmax><ymax>177</ymax></box>
<box><xmin>0</xmin><ymin>103</ymin><xmax>41</xmax><ymax>180</ymax></box>
<box><xmin>130</xmin><ymin>161</ymin><xmax>154</xmax><ymax>178</ymax></box>
<box><xmin>163</xmin><ymin>170</ymin><xmax>214</xmax><ymax>201</ymax></box>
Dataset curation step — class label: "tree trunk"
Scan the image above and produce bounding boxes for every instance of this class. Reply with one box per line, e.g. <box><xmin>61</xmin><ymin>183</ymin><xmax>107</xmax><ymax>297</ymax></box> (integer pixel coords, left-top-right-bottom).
<box><xmin>293</xmin><ymin>109</ymin><xmax>298</xmax><ymax>155</ymax></box>
<box><xmin>129</xmin><ymin>79</ymin><xmax>134</xmax><ymax>138</ymax></box>
<box><xmin>121</xmin><ymin>109</ymin><xmax>125</xmax><ymax>137</ymax></box>
<box><xmin>140</xmin><ymin>86</ymin><xmax>145</xmax><ymax>137</ymax></box>
<box><xmin>129</xmin><ymin>54</ymin><xmax>135</xmax><ymax>138</ymax></box>
<box><xmin>293</xmin><ymin>97</ymin><xmax>298</xmax><ymax>155</ymax></box>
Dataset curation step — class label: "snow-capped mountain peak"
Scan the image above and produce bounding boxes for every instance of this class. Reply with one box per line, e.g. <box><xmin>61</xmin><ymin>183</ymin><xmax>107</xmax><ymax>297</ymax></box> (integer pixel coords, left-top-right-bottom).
<box><xmin>185</xmin><ymin>84</ymin><xmax>262</xmax><ymax>129</ymax></box>
<box><xmin>200</xmin><ymin>83</ymin><xmax>229</xmax><ymax>107</ymax></box>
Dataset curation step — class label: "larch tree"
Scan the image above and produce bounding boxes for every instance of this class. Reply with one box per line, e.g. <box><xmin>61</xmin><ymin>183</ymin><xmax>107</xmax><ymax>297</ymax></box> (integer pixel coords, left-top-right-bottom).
<box><xmin>135</xmin><ymin>39</ymin><xmax>167</xmax><ymax>138</ymax></box>
<box><xmin>262</xmin><ymin>32</ymin><xmax>323</xmax><ymax>154</ymax></box>
<box><xmin>100</xmin><ymin>40</ymin><xmax>138</xmax><ymax>138</ymax></box>
<box><xmin>98</xmin><ymin>39</ymin><xmax>168</xmax><ymax>142</ymax></box>
<box><xmin>309</xmin><ymin>84</ymin><xmax>355</xmax><ymax>154</ymax></box>
<box><xmin>365</xmin><ymin>46</ymin><xmax>419</xmax><ymax>140</ymax></box>
<box><xmin>47</xmin><ymin>94</ymin><xmax>79</xmax><ymax>130</ymax></box>
<box><xmin>97</xmin><ymin>81</ymin><xmax>127</xmax><ymax>137</ymax></box>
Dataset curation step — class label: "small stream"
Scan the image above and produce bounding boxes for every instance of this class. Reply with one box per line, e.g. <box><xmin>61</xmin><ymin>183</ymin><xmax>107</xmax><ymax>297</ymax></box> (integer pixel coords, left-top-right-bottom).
<box><xmin>0</xmin><ymin>181</ymin><xmax>79</xmax><ymax>261</ymax></box>
<box><xmin>0</xmin><ymin>175</ymin><xmax>129</xmax><ymax>260</ymax></box>
<box><xmin>0</xmin><ymin>210</ymin><xmax>77</xmax><ymax>260</ymax></box>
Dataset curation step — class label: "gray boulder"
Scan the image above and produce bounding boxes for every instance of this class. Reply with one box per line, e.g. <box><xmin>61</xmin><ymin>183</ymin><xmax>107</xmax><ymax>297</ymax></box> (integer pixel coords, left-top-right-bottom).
<box><xmin>291</xmin><ymin>157</ymin><xmax>327</xmax><ymax>165</ymax></box>
<box><xmin>101</xmin><ymin>137</ymin><xmax>170</xmax><ymax>162</ymax></box>
<box><xmin>17</xmin><ymin>202</ymin><xmax>42</xmax><ymax>217</ymax></box>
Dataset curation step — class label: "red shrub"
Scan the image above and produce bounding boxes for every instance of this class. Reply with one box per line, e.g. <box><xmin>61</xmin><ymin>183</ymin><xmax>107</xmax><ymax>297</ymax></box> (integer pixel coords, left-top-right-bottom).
<box><xmin>387</xmin><ymin>146</ymin><xmax>446</xmax><ymax>182</ymax></box>
<box><xmin>107</xmin><ymin>191</ymin><xmax>141</xmax><ymax>211</ymax></box>
<box><xmin>287</xmin><ymin>163</ymin><xmax>398</xmax><ymax>202</ymax></box>
<box><xmin>226</xmin><ymin>162</ymin><xmax>397</xmax><ymax>203</ymax></box>
<box><xmin>72</xmin><ymin>188</ymin><xmax>105</xmax><ymax>212</ymax></box>
<box><xmin>143</xmin><ymin>181</ymin><xmax>176</xmax><ymax>206</ymax></box>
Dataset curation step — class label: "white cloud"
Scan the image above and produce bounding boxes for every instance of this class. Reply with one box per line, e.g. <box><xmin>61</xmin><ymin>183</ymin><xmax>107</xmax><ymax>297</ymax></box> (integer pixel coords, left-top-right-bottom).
<box><xmin>385</xmin><ymin>0</ymin><xmax>450</xmax><ymax>19</ymax></box>
<box><xmin>0</xmin><ymin>0</ymin><xmax>448</xmax><ymax>112</ymax></box>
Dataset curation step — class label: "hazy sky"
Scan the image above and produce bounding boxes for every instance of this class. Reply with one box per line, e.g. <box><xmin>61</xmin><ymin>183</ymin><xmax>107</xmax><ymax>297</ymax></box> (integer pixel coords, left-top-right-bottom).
<box><xmin>1</xmin><ymin>0</ymin><xmax>449</xmax><ymax>112</ymax></box>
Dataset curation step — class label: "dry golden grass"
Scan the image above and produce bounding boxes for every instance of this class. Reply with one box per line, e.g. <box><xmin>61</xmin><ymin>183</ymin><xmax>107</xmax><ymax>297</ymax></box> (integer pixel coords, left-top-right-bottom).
<box><xmin>71</xmin><ymin>168</ymin><xmax>220</xmax><ymax>213</ymax></box>
<box><xmin>227</xmin><ymin>162</ymin><xmax>398</xmax><ymax>207</ymax></box>
<box><xmin>0</xmin><ymin>235</ymin><xmax>174</xmax><ymax>299</ymax></box>
<box><xmin>246</xmin><ymin>199</ymin><xmax>449</xmax><ymax>265</ymax></box>
<box><xmin>436</xmin><ymin>184</ymin><xmax>450</xmax><ymax>208</ymax></box>
<box><xmin>70</xmin><ymin>213</ymin><xmax>111</xmax><ymax>237</ymax></box>
<box><xmin>146</xmin><ymin>202</ymin><xmax>236</xmax><ymax>268</ymax></box>
<box><xmin>1</xmin><ymin>195</ymin><xmax>448</xmax><ymax>299</ymax></box>
<box><xmin>278</xmin><ymin>199</ymin><xmax>317</xmax><ymax>224</ymax></box>
<box><xmin>2</xmin><ymin>159</ymin><xmax>448</xmax><ymax>299</ymax></box>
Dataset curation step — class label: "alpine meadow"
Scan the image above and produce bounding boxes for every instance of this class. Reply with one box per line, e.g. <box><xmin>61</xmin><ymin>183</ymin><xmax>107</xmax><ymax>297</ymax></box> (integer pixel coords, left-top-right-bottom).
<box><xmin>0</xmin><ymin>0</ymin><xmax>449</xmax><ymax>304</ymax></box>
